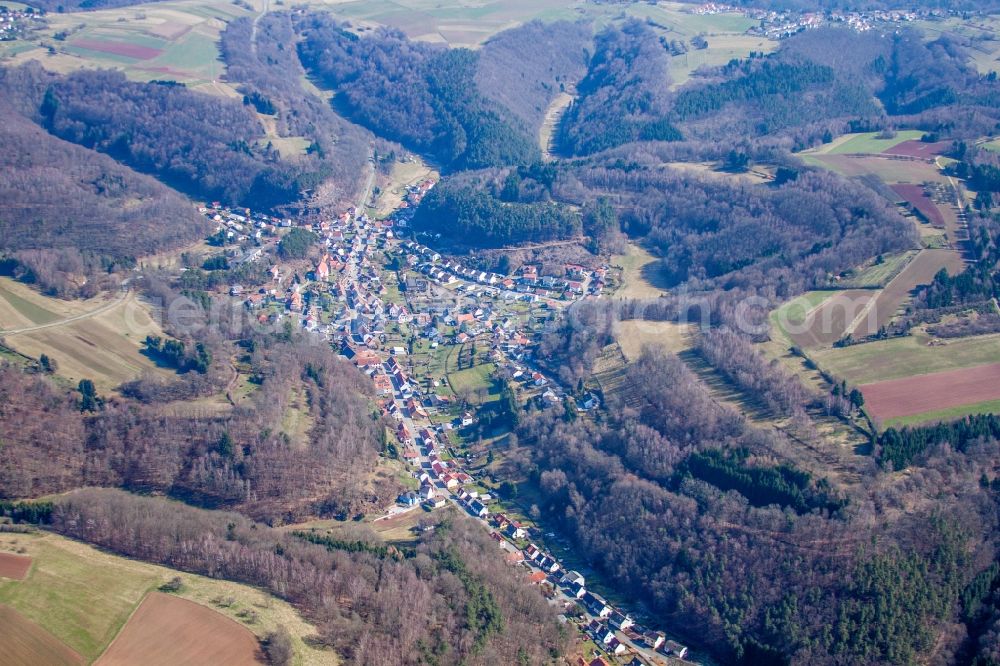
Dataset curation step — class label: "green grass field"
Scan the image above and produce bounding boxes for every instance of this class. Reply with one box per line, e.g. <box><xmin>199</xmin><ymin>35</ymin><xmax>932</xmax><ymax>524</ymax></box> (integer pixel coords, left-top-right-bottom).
<box><xmin>0</xmin><ymin>281</ymin><xmax>61</xmax><ymax>327</ymax></box>
<box><xmin>0</xmin><ymin>534</ymin><xmax>159</xmax><ymax>660</ymax></box>
<box><xmin>835</xmin><ymin>251</ymin><xmax>918</xmax><ymax>289</ymax></box>
<box><xmin>448</xmin><ymin>359</ymin><xmax>498</xmax><ymax>404</ymax></box>
<box><xmin>824</xmin><ymin>130</ymin><xmax>925</xmax><ymax>155</ymax></box>
<box><xmin>812</xmin><ymin>331</ymin><xmax>1000</xmax><ymax>385</ymax></box>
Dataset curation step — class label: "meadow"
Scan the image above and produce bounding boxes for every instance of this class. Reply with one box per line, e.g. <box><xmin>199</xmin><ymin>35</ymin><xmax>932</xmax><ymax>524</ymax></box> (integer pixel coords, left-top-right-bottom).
<box><xmin>3</xmin><ymin>288</ymin><xmax>175</xmax><ymax>393</ymax></box>
<box><xmin>812</xmin><ymin>330</ymin><xmax>1000</xmax><ymax>385</ymax></box>
<box><xmin>612</xmin><ymin>242</ymin><xmax>669</xmax><ymax>300</ymax></box>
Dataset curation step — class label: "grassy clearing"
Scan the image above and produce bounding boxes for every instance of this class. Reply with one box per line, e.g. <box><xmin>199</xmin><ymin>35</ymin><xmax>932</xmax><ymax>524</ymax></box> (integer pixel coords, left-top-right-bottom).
<box><xmin>5</xmin><ymin>291</ymin><xmax>174</xmax><ymax>393</ymax></box>
<box><xmin>835</xmin><ymin>251</ymin><xmax>917</xmax><ymax>289</ymax></box>
<box><xmin>612</xmin><ymin>242</ymin><xmax>667</xmax><ymax>300</ymax></box>
<box><xmin>616</xmin><ymin>319</ymin><xmax>694</xmax><ymax>361</ymax></box>
<box><xmin>448</xmin><ymin>361</ymin><xmax>498</xmax><ymax>404</ymax></box>
<box><xmin>0</xmin><ymin>280</ymin><xmax>62</xmax><ymax>328</ymax></box>
<box><xmin>884</xmin><ymin>397</ymin><xmax>1000</xmax><ymax>429</ymax></box>
<box><xmin>0</xmin><ymin>531</ymin><xmax>331</xmax><ymax>665</ymax></box>
<box><xmin>374</xmin><ymin>157</ymin><xmax>437</xmax><ymax>218</ymax></box>
<box><xmin>812</xmin><ymin>331</ymin><xmax>1000</xmax><ymax>385</ymax></box>
<box><xmin>822</xmin><ymin>130</ymin><xmax>925</xmax><ymax>155</ymax></box>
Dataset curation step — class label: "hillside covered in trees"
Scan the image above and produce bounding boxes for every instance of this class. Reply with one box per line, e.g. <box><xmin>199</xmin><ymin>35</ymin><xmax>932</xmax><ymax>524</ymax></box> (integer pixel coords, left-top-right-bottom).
<box><xmin>0</xmin><ymin>101</ymin><xmax>208</xmax><ymax>271</ymax></box>
<box><xmin>295</xmin><ymin>13</ymin><xmax>540</xmax><ymax>170</ymax></box>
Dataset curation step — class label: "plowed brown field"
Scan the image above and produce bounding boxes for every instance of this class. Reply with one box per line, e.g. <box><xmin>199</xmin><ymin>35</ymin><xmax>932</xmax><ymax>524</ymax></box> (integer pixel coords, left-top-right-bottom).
<box><xmin>785</xmin><ymin>290</ymin><xmax>875</xmax><ymax>349</ymax></box>
<box><xmin>95</xmin><ymin>592</ymin><xmax>263</xmax><ymax>666</ymax></box>
<box><xmin>861</xmin><ymin>362</ymin><xmax>1000</xmax><ymax>420</ymax></box>
<box><xmin>0</xmin><ymin>552</ymin><xmax>32</xmax><ymax>580</ymax></box>
<box><xmin>0</xmin><ymin>605</ymin><xmax>85</xmax><ymax>666</ymax></box>
<box><xmin>883</xmin><ymin>140</ymin><xmax>951</xmax><ymax>158</ymax></box>
<box><xmin>851</xmin><ymin>249</ymin><xmax>965</xmax><ymax>337</ymax></box>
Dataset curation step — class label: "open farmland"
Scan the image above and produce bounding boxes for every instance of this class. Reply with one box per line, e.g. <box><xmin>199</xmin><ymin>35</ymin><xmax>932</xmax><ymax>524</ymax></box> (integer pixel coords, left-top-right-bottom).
<box><xmin>0</xmin><ymin>605</ymin><xmax>85</xmax><ymax>666</ymax></box>
<box><xmin>96</xmin><ymin>592</ymin><xmax>264</xmax><ymax>666</ymax></box>
<box><xmin>801</xmin><ymin>153</ymin><xmax>949</xmax><ymax>183</ymax></box>
<box><xmin>5</xmin><ymin>0</ymin><xmax>257</xmax><ymax>95</ymax></box>
<box><xmin>4</xmin><ymin>290</ymin><xmax>175</xmax><ymax>393</ymax></box>
<box><xmin>772</xmin><ymin>290</ymin><xmax>875</xmax><ymax>350</ymax></box>
<box><xmin>892</xmin><ymin>183</ymin><xmax>945</xmax><ymax>227</ymax></box>
<box><xmin>817</xmin><ymin>130</ymin><xmax>925</xmax><ymax>155</ymax></box>
<box><xmin>884</xmin><ymin>140</ymin><xmax>952</xmax><ymax>159</ymax></box>
<box><xmin>0</xmin><ymin>531</ymin><xmax>331</xmax><ymax>665</ymax></box>
<box><xmin>851</xmin><ymin>249</ymin><xmax>965</xmax><ymax>338</ymax></box>
<box><xmin>0</xmin><ymin>553</ymin><xmax>32</xmax><ymax>580</ymax></box>
<box><xmin>835</xmin><ymin>251</ymin><xmax>917</xmax><ymax>289</ymax></box>
<box><xmin>812</xmin><ymin>331</ymin><xmax>1000</xmax><ymax>386</ymax></box>
<box><xmin>0</xmin><ymin>277</ymin><xmax>101</xmax><ymax>330</ymax></box>
<box><xmin>861</xmin><ymin>363</ymin><xmax>1000</xmax><ymax>425</ymax></box>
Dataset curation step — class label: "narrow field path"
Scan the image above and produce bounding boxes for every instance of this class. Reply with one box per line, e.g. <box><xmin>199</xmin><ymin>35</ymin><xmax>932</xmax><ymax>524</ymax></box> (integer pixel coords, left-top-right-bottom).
<box><xmin>0</xmin><ymin>288</ymin><xmax>131</xmax><ymax>337</ymax></box>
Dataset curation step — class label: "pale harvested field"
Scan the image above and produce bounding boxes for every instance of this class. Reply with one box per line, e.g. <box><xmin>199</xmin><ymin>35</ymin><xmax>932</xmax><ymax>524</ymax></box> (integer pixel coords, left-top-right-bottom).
<box><xmin>96</xmin><ymin>592</ymin><xmax>264</xmax><ymax>666</ymax></box>
<box><xmin>6</xmin><ymin>291</ymin><xmax>173</xmax><ymax>392</ymax></box>
<box><xmin>862</xmin><ymin>363</ymin><xmax>1000</xmax><ymax>422</ymax></box>
<box><xmin>613</xmin><ymin>243</ymin><xmax>668</xmax><ymax>300</ymax></box>
<box><xmin>0</xmin><ymin>605</ymin><xmax>85</xmax><ymax>666</ymax></box>
<box><xmin>663</xmin><ymin>161</ymin><xmax>773</xmax><ymax>184</ymax></box>
<box><xmin>0</xmin><ymin>278</ymin><xmax>103</xmax><ymax>330</ymax></box>
<box><xmin>616</xmin><ymin>320</ymin><xmax>694</xmax><ymax>361</ymax></box>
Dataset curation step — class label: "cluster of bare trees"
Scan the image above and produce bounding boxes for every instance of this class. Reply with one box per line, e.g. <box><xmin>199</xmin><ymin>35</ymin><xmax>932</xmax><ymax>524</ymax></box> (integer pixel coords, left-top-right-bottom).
<box><xmin>49</xmin><ymin>488</ymin><xmax>569</xmax><ymax>665</ymax></box>
<box><xmin>475</xmin><ymin>20</ymin><xmax>591</xmax><ymax>137</ymax></box>
<box><xmin>0</xmin><ymin>327</ymin><xmax>384</xmax><ymax>521</ymax></box>
<box><xmin>0</xmin><ymin>93</ymin><xmax>209</xmax><ymax>295</ymax></box>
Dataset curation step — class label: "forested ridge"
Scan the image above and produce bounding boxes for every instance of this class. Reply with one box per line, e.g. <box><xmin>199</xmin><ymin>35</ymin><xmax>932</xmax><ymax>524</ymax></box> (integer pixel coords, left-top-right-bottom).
<box><xmin>219</xmin><ymin>12</ymin><xmax>371</xmax><ymax>209</ymax></box>
<box><xmin>509</xmin><ymin>344</ymin><xmax>1000</xmax><ymax>665</ymax></box>
<box><xmin>0</xmin><ymin>273</ymin><xmax>388</xmax><ymax>522</ymax></box>
<box><xmin>295</xmin><ymin>13</ymin><xmax>539</xmax><ymax>170</ymax></box>
<box><xmin>557</xmin><ymin>21</ymin><xmax>681</xmax><ymax>156</ymax></box>
<box><xmin>0</xmin><ymin>100</ymin><xmax>209</xmax><ymax>295</ymax></box>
